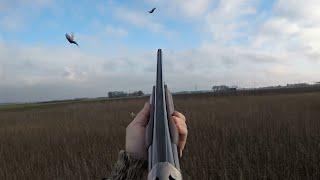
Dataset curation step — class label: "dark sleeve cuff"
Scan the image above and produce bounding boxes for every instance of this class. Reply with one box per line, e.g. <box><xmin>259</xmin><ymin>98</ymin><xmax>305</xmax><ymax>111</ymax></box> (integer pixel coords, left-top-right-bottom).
<box><xmin>107</xmin><ymin>150</ymin><xmax>148</xmax><ymax>180</ymax></box>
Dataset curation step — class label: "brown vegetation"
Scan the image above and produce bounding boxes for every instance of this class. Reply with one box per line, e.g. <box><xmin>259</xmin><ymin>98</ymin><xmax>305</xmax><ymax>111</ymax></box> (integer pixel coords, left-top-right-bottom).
<box><xmin>0</xmin><ymin>92</ymin><xmax>320</xmax><ymax>179</ymax></box>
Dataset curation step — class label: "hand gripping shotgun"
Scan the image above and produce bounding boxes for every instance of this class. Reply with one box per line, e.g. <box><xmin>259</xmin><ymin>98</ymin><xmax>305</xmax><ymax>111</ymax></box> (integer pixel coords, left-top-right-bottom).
<box><xmin>146</xmin><ymin>49</ymin><xmax>182</xmax><ymax>180</ymax></box>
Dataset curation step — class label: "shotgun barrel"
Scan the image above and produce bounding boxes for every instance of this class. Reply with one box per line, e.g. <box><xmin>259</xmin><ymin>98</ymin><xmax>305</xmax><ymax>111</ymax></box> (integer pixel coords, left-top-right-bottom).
<box><xmin>146</xmin><ymin>49</ymin><xmax>182</xmax><ymax>180</ymax></box>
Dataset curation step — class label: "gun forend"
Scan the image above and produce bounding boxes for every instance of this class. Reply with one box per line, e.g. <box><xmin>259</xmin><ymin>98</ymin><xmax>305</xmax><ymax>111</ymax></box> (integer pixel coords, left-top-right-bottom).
<box><xmin>146</xmin><ymin>49</ymin><xmax>182</xmax><ymax>180</ymax></box>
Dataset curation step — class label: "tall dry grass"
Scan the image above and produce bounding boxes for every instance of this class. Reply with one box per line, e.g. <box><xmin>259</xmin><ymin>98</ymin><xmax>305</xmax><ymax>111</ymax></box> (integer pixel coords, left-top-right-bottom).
<box><xmin>0</xmin><ymin>92</ymin><xmax>320</xmax><ymax>179</ymax></box>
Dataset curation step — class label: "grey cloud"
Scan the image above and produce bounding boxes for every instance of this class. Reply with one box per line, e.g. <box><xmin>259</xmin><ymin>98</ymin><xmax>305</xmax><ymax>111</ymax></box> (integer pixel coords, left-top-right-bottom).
<box><xmin>205</xmin><ymin>0</ymin><xmax>257</xmax><ymax>43</ymax></box>
<box><xmin>220</xmin><ymin>55</ymin><xmax>236</xmax><ymax>67</ymax></box>
<box><xmin>274</xmin><ymin>0</ymin><xmax>320</xmax><ymax>24</ymax></box>
<box><xmin>1</xmin><ymin>39</ymin><xmax>320</xmax><ymax>103</ymax></box>
<box><xmin>251</xmin><ymin>1</ymin><xmax>320</xmax><ymax>64</ymax></box>
<box><xmin>2</xmin><ymin>0</ymin><xmax>320</xmax><ymax>104</ymax></box>
<box><xmin>241</xmin><ymin>52</ymin><xmax>284</xmax><ymax>64</ymax></box>
<box><xmin>0</xmin><ymin>72</ymin><xmax>155</xmax><ymax>103</ymax></box>
<box><xmin>306</xmin><ymin>51</ymin><xmax>320</xmax><ymax>61</ymax></box>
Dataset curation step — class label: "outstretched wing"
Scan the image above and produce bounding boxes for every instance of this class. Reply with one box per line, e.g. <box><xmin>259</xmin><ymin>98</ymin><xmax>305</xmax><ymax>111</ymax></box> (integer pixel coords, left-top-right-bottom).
<box><xmin>149</xmin><ymin>8</ymin><xmax>156</xmax><ymax>13</ymax></box>
<box><xmin>70</xmin><ymin>32</ymin><xmax>74</xmax><ymax>40</ymax></box>
<box><xmin>65</xmin><ymin>33</ymin><xmax>72</xmax><ymax>41</ymax></box>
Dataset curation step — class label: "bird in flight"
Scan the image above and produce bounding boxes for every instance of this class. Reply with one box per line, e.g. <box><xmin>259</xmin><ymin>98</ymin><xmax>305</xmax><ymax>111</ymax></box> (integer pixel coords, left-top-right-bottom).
<box><xmin>148</xmin><ymin>8</ymin><xmax>156</xmax><ymax>14</ymax></box>
<box><xmin>65</xmin><ymin>33</ymin><xmax>79</xmax><ymax>46</ymax></box>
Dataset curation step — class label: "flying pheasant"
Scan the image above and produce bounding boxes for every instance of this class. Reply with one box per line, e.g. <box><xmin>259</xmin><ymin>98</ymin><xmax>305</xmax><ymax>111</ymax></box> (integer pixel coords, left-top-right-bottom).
<box><xmin>148</xmin><ymin>8</ymin><xmax>156</xmax><ymax>14</ymax></box>
<box><xmin>65</xmin><ymin>33</ymin><xmax>79</xmax><ymax>46</ymax></box>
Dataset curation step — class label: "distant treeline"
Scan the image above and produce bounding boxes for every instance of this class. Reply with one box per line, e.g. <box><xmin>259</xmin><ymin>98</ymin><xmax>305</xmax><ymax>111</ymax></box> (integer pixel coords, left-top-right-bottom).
<box><xmin>108</xmin><ymin>91</ymin><xmax>144</xmax><ymax>98</ymax></box>
<box><xmin>174</xmin><ymin>84</ymin><xmax>320</xmax><ymax>98</ymax></box>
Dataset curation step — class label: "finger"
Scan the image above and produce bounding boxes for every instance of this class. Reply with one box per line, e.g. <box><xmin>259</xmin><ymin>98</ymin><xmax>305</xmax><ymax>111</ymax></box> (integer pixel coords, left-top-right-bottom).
<box><xmin>172</xmin><ymin>116</ymin><xmax>188</xmax><ymax>136</ymax></box>
<box><xmin>130</xmin><ymin>102</ymin><xmax>150</xmax><ymax>126</ymax></box>
<box><xmin>172</xmin><ymin>116</ymin><xmax>187</xmax><ymax>129</ymax></box>
<box><xmin>172</xmin><ymin>116</ymin><xmax>188</xmax><ymax>154</ymax></box>
<box><xmin>173</xmin><ymin>111</ymin><xmax>186</xmax><ymax>121</ymax></box>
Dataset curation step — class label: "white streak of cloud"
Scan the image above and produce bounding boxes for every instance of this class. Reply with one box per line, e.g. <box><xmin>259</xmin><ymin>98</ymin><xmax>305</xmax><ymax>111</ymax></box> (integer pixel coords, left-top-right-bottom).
<box><xmin>252</xmin><ymin>0</ymin><xmax>320</xmax><ymax>62</ymax></box>
<box><xmin>114</xmin><ymin>7</ymin><xmax>170</xmax><ymax>35</ymax></box>
<box><xmin>63</xmin><ymin>67</ymin><xmax>88</xmax><ymax>82</ymax></box>
<box><xmin>205</xmin><ymin>0</ymin><xmax>257</xmax><ymax>42</ymax></box>
<box><xmin>0</xmin><ymin>0</ymin><xmax>55</xmax><ymax>31</ymax></box>
<box><xmin>105</xmin><ymin>25</ymin><xmax>128</xmax><ymax>37</ymax></box>
<box><xmin>1</xmin><ymin>0</ymin><xmax>320</xmax><ymax>103</ymax></box>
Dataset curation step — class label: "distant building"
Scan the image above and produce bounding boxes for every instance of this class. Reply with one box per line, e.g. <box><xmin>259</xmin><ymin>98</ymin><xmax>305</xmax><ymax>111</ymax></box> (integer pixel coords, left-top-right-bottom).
<box><xmin>108</xmin><ymin>91</ymin><xmax>128</xmax><ymax>98</ymax></box>
<box><xmin>212</xmin><ymin>85</ymin><xmax>236</xmax><ymax>92</ymax></box>
<box><xmin>108</xmin><ymin>90</ymin><xmax>144</xmax><ymax>98</ymax></box>
<box><xmin>286</xmin><ymin>83</ymin><xmax>309</xmax><ymax>87</ymax></box>
<box><xmin>129</xmin><ymin>91</ymin><xmax>144</xmax><ymax>97</ymax></box>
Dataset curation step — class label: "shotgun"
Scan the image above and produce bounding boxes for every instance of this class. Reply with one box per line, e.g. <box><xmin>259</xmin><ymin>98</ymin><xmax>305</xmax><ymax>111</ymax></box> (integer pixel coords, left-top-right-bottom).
<box><xmin>146</xmin><ymin>49</ymin><xmax>182</xmax><ymax>180</ymax></box>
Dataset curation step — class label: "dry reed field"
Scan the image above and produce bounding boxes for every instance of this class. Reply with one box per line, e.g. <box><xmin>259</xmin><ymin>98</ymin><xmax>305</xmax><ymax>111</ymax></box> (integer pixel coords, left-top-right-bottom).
<box><xmin>0</xmin><ymin>92</ymin><xmax>320</xmax><ymax>179</ymax></box>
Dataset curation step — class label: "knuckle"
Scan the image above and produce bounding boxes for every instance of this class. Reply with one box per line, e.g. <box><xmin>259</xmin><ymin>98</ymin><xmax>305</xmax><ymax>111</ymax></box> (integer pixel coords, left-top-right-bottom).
<box><xmin>174</xmin><ymin>111</ymin><xmax>186</xmax><ymax>121</ymax></box>
<box><xmin>172</xmin><ymin>117</ymin><xmax>180</xmax><ymax>124</ymax></box>
<box><xmin>172</xmin><ymin>116</ymin><xmax>179</xmax><ymax>121</ymax></box>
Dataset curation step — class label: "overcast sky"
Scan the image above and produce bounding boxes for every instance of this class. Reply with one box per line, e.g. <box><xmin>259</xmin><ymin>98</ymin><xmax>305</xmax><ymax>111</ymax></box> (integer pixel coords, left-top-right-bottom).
<box><xmin>0</xmin><ymin>0</ymin><xmax>319</xmax><ymax>103</ymax></box>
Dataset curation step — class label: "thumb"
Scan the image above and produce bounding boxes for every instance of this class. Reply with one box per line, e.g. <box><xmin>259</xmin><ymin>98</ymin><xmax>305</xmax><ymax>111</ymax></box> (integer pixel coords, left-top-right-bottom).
<box><xmin>131</xmin><ymin>102</ymin><xmax>150</xmax><ymax>126</ymax></box>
